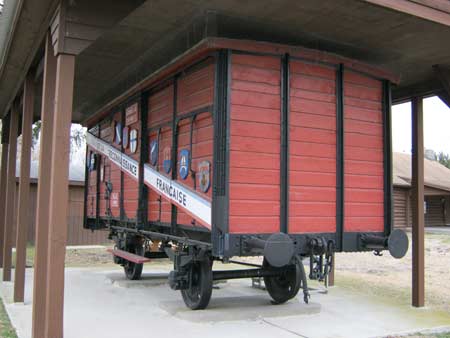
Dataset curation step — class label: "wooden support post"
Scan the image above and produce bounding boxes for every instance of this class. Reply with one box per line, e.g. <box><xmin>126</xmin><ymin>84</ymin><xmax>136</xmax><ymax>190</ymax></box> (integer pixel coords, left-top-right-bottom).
<box><xmin>411</xmin><ymin>97</ymin><xmax>425</xmax><ymax>307</ymax></box>
<box><xmin>0</xmin><ymin>126</ymin><xmax>9</xmax><ymax>267</ymax></box>
<box><xmin>2</xmin><ymin>106</ymin><xmax>19</xmax><ymax>281</ymax></box>
<box><xmin>32</xmin><ymin>32</ymin><xmax>56</xmax><ymax>338</ymax></box>
<box><xmin>44</xmin><ymin>53</ymin><xmax>75</xmax><ymax>338</ymax></box>
<box><xmin>14</xmin><ymin>74</ymin><xmax>34</xmax><ymax>302</ymax></box>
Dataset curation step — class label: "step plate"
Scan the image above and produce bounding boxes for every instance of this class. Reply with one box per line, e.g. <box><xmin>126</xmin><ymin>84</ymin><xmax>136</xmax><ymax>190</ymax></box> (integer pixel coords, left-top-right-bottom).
<box><xmin>107</xmin><ymin>248</ymin><xmax>151</xmax><ymax>264</ymax></box>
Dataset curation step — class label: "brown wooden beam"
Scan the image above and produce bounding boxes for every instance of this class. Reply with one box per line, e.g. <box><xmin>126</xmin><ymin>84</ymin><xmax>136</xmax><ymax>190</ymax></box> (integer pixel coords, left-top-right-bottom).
<box><xmin>411</xmin><ymin>96</ymin><xmax>425</xmax><ymax>307</ymax></box>
<box><xmin>2</xmin><ymin>106</ymin><xmax>19</xmax><ymax>281</ymax></box>
<box><xmin>13</xmin><ymin>73</ymin><xmax>34</xmax><ymax>303</ymax></box>
<box><xmin>32</xmin><ymin>32</ymin><xmax>56</xmax><ymax>338</ymax></box>
<box><xmin>364</xmin><ymin>0</ymin><xmax>450</xmax><ymax>26</ymax></box>
<box><xmin>50</xmin><ymin>0</ymin><xmax>145</xmax><ymax>56</ymax></box>
<box><xmin>44</xmin><ymin>53</ymin><xmax>75</xmax><ymax>338</ymax></box>
<box><xmin>0</xmin><ymin>133</ymin><xmax>9</xmax><ymax>268</ymax></box>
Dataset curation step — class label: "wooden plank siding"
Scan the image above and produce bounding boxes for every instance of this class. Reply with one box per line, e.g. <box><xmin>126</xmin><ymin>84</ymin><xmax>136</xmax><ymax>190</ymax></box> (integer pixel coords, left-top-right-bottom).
<box><xmin>12</xmin><ymin>183</ymin><xmax>109</xmax><ymax>246</ymax></box>
<box><xmin>98</xmin><ymin>111</ymin><xmax>122</xmax><ymax>218</ymax></box>
<box><xmin>228</xmin><ymin>53</ymin><xmax>281</xmax><ymax>234</ymax></box>
<box><xmin>146</xmin><ymin>59</ymin><xmax>214</xmax><ymax>227</ymax></box>
<box><xmin>343</xmin><ymin>71</ymin><xmax>385</xmax><ymax>233</ymax></box>
<box><xmin>175</xmin><ymin>61</ymin><xmax>214</xmax><ymax>226</ymax></box>
<box><xmin>289</xmin><ymin>60</ymin><xmax>337</xmax><ymax>234</ymax></box>
<box><xmin>148</xmin><ymin>84</ymin><xmax>174</xmax><ymax>224</ymax></box>
<box><xmin>123</xmin><ymin>102</ymin><xmax>141</xmax><ymax>221</ymax></box>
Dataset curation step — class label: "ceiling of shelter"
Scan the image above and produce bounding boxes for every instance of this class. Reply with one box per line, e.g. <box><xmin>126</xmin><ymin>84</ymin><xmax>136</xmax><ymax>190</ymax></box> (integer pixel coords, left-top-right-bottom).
<box><xmin>2</xmin><ymin>0</ymin><xmax>450</xmax><ymax>122</ymax></box>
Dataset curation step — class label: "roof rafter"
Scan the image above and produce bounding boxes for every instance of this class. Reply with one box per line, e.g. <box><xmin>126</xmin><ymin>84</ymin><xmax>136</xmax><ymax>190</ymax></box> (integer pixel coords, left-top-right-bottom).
<box><xmin>364</xmin><ymin>0</ymin><xmax>450</xmax><ymax>26</ymax></box>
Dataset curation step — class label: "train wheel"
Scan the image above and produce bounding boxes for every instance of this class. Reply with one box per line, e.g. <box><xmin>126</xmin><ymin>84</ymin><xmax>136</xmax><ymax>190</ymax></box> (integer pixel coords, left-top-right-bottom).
<box><xmin>124</xmin><ymin>244</ymin><xmax>144</xmax><ymax>280</ymax></box>
<box><xmin>181</xmin><ymin>259</ymin><xmax>213</xmax><ymax>310</ymax></box>
<box><xmin>263</xmin><ymin>255</ymin><xmax>302</xmax><ymax>304</ymax></box>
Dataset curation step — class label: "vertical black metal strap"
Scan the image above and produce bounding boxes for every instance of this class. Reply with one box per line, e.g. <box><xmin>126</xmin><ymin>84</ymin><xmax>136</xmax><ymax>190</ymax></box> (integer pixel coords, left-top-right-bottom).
<box><xmin>383</xmin><ymin>80</ymin><xmax>393</xmax><ymax>236</ymax></box>
<box><xmin>336</xmin><ymin>64</ymin><xmax>344</xmax><ymax>251</ymax></box>
<box><xmin>95</xmin><ymin>155</ymin><xmax>101</xmax><ymax>228</ymax></box>
<box><xmin>83</xmin><ymin>144</ymin><xmax>90</xmax><ymax>228</ymax></box>
<box><xmin>171</xmin><ymin>77</ymin><xmax>179</xmax><ymax>235</ymax></box>
<box><xmin>156</xmin><ymin>127</ymin><xmax>161</xmax><ymax>172</ymax></box>
<box><xmin>280</xmin><ymin>54</ymin><xmax>290</xmax><ymax>234</ymax></box>
<box><xmin>189</xmin><ymin>115</ymin><xmax>197</xmax><ymax>189</ymax></box>
<box><xmin>212</xmin><ymin>49</ymin><xmax>230</xmax><ymax>256</ymax></box>
<box><xmin>138</xmin><ymin>91</ymin><xmax>149</xmax><ymax>227</ymax></box>
<box><xmin>213</xmin><ymin>51</ymin><xmax>229</xmax><ymax>197</ymax></box>
<box><xmin>120</xmin><ymin>109</ymin><xmax>125</xmax><ymax>221</ymax></box>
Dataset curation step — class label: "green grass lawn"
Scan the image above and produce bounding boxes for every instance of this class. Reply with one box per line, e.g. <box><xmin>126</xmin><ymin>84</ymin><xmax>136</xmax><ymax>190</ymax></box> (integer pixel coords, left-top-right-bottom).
<box><xmin>0</xmin><ymin>299</ymin><xmax>17</xmax><ymax>338</ymax></box>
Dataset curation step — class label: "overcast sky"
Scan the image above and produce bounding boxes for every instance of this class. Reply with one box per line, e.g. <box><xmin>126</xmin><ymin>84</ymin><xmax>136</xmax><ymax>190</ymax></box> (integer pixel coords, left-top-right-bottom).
<box><xmin>392</xmin><ymin>96</ymin><xmax>450</xmax><ymax>155</ymax></box>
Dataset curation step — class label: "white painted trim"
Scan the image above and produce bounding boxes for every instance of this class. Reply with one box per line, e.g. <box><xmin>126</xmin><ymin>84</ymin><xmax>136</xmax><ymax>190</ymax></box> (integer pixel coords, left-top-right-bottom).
<box><xmin>86</xmin><ymin>133</ymin><xmax>212</xmax><ymax>228</ymax></box>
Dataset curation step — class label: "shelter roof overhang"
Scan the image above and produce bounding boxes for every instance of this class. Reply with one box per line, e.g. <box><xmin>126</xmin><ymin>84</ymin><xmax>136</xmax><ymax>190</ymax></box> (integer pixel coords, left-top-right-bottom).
<box><xmin>1</xmin><ymin>0</ymin><xmax>450</xmax><ymax>122</ymax></box>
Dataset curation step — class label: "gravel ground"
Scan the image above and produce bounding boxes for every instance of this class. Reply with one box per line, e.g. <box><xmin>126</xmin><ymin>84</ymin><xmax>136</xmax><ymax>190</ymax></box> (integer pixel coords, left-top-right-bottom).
<box><xmin>65</xmin><ymin>247</ymin><xmax>114</xmax><ymax>267</ymax></box>
<box><xmin>334</xmin><ymin>232</ymin><xmax>450</xmax><ymax>313</ymax></box>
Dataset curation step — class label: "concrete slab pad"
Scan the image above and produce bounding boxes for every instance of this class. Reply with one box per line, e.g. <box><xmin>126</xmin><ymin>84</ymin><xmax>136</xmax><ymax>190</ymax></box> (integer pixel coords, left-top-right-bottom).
<box><xmin>160</xmin><ymin>296</ymin><xmax>320</xmax><ymax>322</ymax></box>
<box><xmin>105</xmin><ymin>272</ymin><xmax>169</xmax><ymax>288</ymax></box>
<box><xmin>0</xmin><ymin>266</ymin><xmax>449</xmax><ymax>338</ymax></box>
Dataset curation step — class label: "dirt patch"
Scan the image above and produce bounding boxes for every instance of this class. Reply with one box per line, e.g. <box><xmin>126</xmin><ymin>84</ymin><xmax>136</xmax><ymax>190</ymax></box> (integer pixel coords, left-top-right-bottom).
<box><xmin>65</xmin><ymin>247</ymin><xmax>115</xmax><ymax>267</ymax></box>
<box><xmin>334</xmin><ymin>233</ymin><xmax>450</xmax><ymax>313</ymax></box>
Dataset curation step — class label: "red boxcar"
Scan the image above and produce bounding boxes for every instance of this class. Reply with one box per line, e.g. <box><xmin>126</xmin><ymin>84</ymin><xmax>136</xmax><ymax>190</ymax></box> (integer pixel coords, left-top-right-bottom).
<box><xmin>84</xmin><ymin>39</ymin><xmax>408</xmax><ymax>310</ymax></box>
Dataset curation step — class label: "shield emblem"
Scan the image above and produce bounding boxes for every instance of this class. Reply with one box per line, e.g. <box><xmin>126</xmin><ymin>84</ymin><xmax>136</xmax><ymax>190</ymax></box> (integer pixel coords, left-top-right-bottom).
<box><xmin>198</xmin><ymin>161</ymin><xmax>210</xmax><ymax>193</ymax></box>
<box><xmin>88</xmin><ymin>152</ymin><xmax>96</xmax><ymax>171</ymax></box>
<box><xmin>114</xmin><ymin>122</ymin><xmax>122</xmax><ymax>145</ymax></box>
<box><xmin>130</xmin><ymin>129</ymin><xmax>138</xmax><ymax>153</ymax></box>
<box><xmin>122</xmin><ymin>127</ymin><xmax>129</xmax><ymax>149</ymax></box>
<box><xmin>150</xmin><ymin>140</ymin><xmax>158</xmax><ymax>166</ymax></box>
<box><xmin>179</xmin><ymin>149</ymin><xmax>190</xmax><ymax>180</ymax></box>
<box><xmin>163</xmin><ymin>146</ymin><xmax>172</xmax><ymax>173</ymax></box>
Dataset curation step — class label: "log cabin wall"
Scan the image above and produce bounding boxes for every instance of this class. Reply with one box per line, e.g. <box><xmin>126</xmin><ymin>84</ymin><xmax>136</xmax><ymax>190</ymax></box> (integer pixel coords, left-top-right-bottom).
<box><xmin>393</xmin><ymin>187</ymin><xmax>408</xmax><ymax>228</ymax></box>
<box><xmin>12</xmin><ymin>182</ymin><xmax>109</xmax><ymax>245</ymax></box>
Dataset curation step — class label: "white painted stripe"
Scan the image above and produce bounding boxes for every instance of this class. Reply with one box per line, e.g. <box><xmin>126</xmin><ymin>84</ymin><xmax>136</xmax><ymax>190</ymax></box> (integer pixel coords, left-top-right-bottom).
<box><xmin>86</xmin><ymin>133</ymin><xmax>212</xmax><ymax>227</ymax></box>
<box><xmin>143</xmin><ymin>164</ymin><xmax>211</xmax><ymax>227</ymax></box>
<box><xmin>86</xmin><ymin>133</ymin><xmax>139</xmax><ymax>181</ymax></box>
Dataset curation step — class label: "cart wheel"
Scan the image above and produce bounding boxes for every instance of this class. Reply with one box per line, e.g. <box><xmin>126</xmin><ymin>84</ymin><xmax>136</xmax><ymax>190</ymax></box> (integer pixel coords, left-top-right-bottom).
<box><xmin>181</xmin><ymin>259</ymin><xmax>213</xmax><ymax>310</ymax></box>
<box><xmin>124</xmin><ymin>245</ymin><xmax>144</xmax><ymax>280</ymax></box>
<box><xmin>263</xmin><ymin>255</ymin><xmax>302</xmax><ymax>304</ymax></box>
